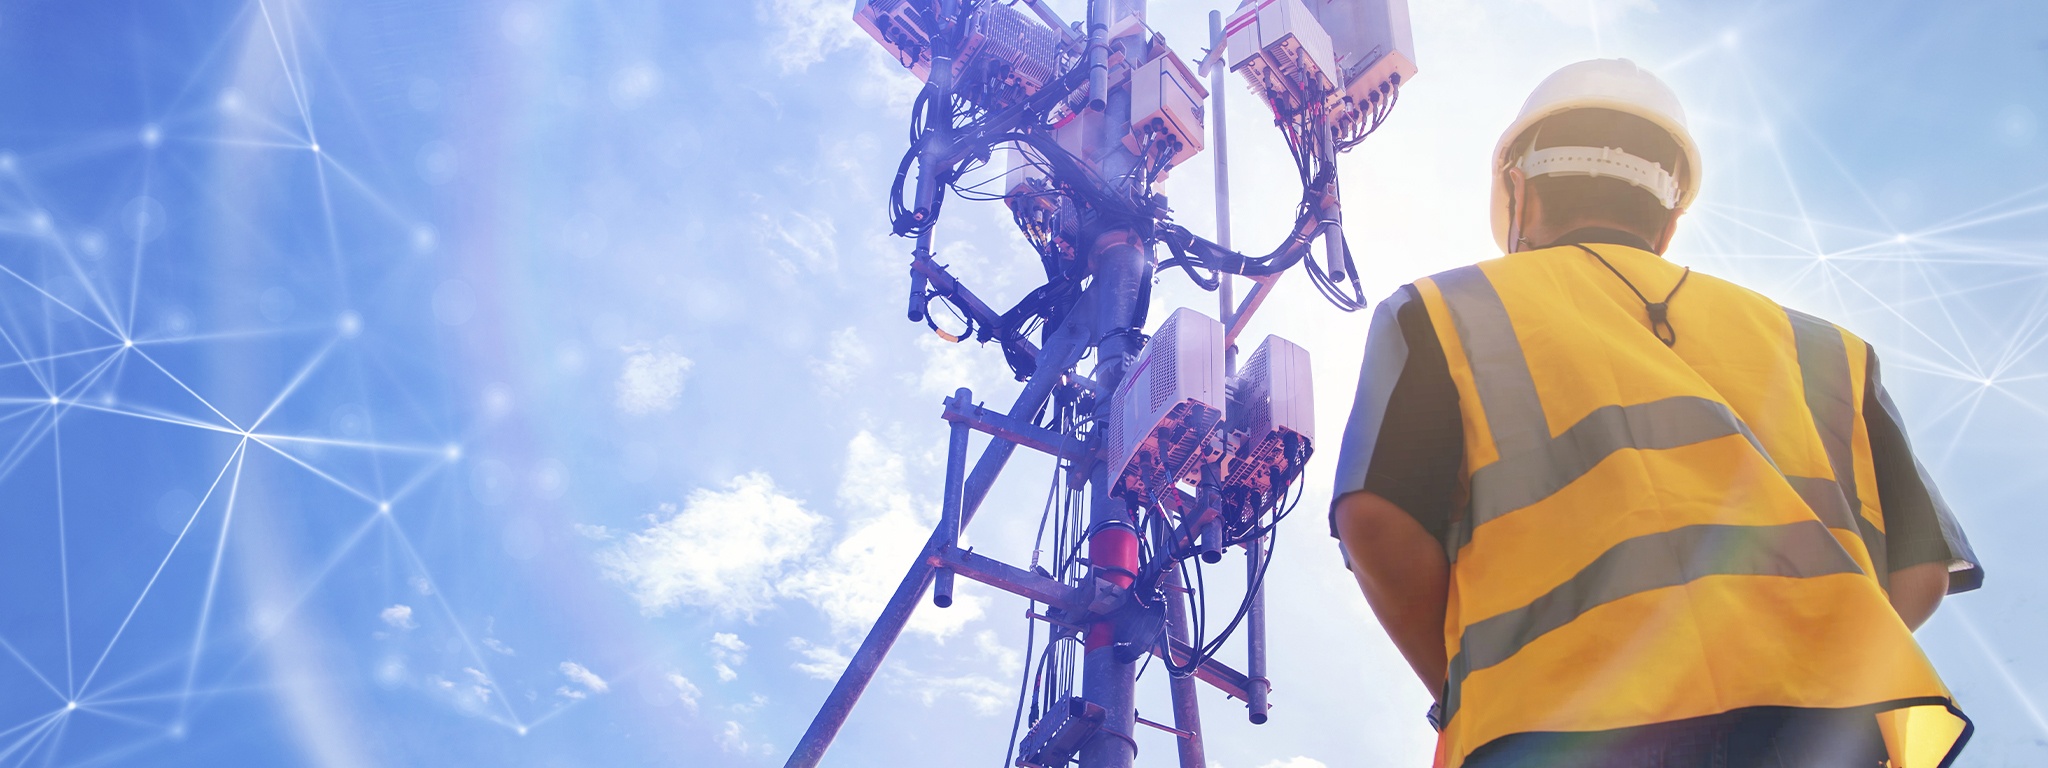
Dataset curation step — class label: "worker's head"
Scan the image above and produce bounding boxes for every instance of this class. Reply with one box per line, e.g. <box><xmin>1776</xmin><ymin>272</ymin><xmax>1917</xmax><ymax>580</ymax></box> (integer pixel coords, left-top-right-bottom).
<box><xmin>1490</xmin><ymin>59</ymin><xmax>1700</xmax><ymax>254</ymax></box>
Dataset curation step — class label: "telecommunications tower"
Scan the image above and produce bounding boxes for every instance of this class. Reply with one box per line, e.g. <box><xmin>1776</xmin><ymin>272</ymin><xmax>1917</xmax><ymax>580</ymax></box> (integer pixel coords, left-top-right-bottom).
<box><xmin>789</xmin><ymin>1</ymin><xmax>1416</xmax><ymax>766</ymax></box>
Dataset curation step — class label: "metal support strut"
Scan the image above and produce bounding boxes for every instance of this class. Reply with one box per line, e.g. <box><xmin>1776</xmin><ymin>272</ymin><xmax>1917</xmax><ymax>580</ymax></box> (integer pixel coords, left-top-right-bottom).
<box><xmin>933</xmin><ymin>387</ymin><xmax>972</xmax><ymax>609</ymax></box>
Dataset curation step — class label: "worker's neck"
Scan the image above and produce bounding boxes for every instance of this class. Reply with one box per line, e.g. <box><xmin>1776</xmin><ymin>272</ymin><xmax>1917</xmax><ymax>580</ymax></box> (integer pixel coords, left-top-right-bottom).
<box><xmin>1523</xmin><ymin>216</ymin><xmax>1660</xmax><ymax>254</ymax></box>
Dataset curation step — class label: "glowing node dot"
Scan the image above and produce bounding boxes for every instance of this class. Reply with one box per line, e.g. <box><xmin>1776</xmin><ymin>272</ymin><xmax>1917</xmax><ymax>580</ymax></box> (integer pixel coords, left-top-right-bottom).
<box><xmin>1721</xmin><ymin>29</ymin><xmax>1740</xmax><ymax>48</ymax></box>
<box><xmin>65</xmin><ymin>701</ymin><xmax>76</xmax><ymax>711</ymax></box>
<box><xmin>141</xmin><ymin>124</ymin><xmax>161</xmax><ymax>146</ymax></box>
<box><xmin>339</xmin><ymin>310</ymin><xmax>363</xmax><ymax>338</ymax></box>
<box><xmin>310</xmin><ymin>143</ymin><xmax>322</xmax><ymax>153</ymax></box>
<box><xmin>444</xmin><ymin>444</ymin><xmax>463</xmax><ymax>460</ymax></box>
<box><xmin>1894</xmin><ymin>233</ymin><xmax>1910</xmax><ymax>243</ymax></box>
<box><xmin>378</xmin><ymin>501</ymin><xmax>392</xmax><ymax>514</ymax></box>
<box><xmin>123</xmin><ymin>338</ymin><xmax>134</xmax><ymax>348</ymax></box>
<box><xmin>517</xmin><ymin>726</ymin><xmax>528</xmax><ymax>736</ymax></box>
<box><xmin>48</xmin><ymin>396</ymin><xmax>60</xmax><ymax>405</ymax></box>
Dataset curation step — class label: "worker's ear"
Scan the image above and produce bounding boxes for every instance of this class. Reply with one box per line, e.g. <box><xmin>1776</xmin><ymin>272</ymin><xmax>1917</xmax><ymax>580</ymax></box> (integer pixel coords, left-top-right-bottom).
<box><xmin>1652</xmin><ymin>206</ymin><xmax>1685</xmax><ymax>254</ymax></box>
<box><xmin>1506</xmin><ymin>167</ymin><xmax>1530</xmax><ymax>252</ymax></box>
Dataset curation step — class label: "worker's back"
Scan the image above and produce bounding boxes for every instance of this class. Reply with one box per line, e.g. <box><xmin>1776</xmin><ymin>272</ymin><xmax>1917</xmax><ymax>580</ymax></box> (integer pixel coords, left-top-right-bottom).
<box><xmin>1408</xmin><ymin>242</ymin><xmax>1970</xmax><ymax>768</ymax></box>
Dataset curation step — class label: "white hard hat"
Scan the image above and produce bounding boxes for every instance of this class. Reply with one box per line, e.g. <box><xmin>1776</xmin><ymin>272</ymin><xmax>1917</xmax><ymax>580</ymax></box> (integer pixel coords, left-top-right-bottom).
<box><xmin>1489</xmin><ymin>59</ymin><xmax>1701</xmax><ymax>252</ymax></box>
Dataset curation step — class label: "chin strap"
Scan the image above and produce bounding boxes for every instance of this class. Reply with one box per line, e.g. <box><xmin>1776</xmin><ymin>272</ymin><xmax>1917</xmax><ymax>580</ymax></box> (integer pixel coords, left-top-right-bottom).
<box><xmin>1571</xmin><ymin>243</ymin><xmax>1690</xmax><ymax>347</ymax></box>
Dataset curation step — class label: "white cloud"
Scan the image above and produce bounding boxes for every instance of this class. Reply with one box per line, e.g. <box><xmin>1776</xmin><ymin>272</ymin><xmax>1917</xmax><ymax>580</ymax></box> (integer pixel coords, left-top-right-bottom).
<box><xmin>757</xmin><ymin>210</ymin><xmax>839</xmax><ymax>275</ymax></box>
<box><xmin>719</xmin><ymin>720</ymin><xmax>749</xmax><ymax>752</ymax></box>
<box><xmin>710</xmin><ymin>632</ymin><xmax>748</xmax><ymax>682</ymax></box>
<box><xmin>379</xmin><ymin>604</ymin><xmax>417</xmax><ymax>630</ymax></box>
<box><xmin>717</xmin><ymin>719</ymin><xmax>775</xmax><ymax>757</ymax></box>
<box><xmin>912</xmin><ymin>333</ymin><xmax>1010</xmax><ymax>399</ymax></box>
<box><xmin>573</xmin><ymin>523</ymin><xmax>613</xmax><ymax>541</ymax></box>
<box><xmin>761</xmin><ymin>0</ymin><xmax>862</xmax><ymax>74</ymax></box>
<box><xmin>668</xmin><ymin>672</ymin><xmax>702</xmax><ymax>711</ymax></box>
<box><xmin>615</xmin><ymin>341</ymin><xmax>694</xmax><ymax>415</ymax></box>
<box><xmin>428</xmin><ymin>667</ymin><xmax>497</xmax><ymax>713</ymax></box>
<box><xmin>898</xmin><ymin>669</ymin><xmax>1009</xmax><ymax>716</ymax></box>
<box><xmin>809</xmin><ymin>326</ymin><xmax>872</xmax><ymax>391</ymax></box>
<box><xmin>555</xmin><ymin>686</ymin><xmax>586</xmax><ymax>701</ymax></box>
<box><xmin>409</xmin><ymin>575</ymin><xmax>434</xmax><ymax>596</ymax></box>
<box><xmin>788</xmin><ymin>637</ymin><xmax>849</xmax><ymax>681</ymax></box>
<box><xmin>782</xmin><ymin>431</ymin><xmax>986</xmax><ymax>640</ymax></box>
<box><xmin>559</xmin><ymin>661</ymin><xmax>609</xmax><ymax>694</ymax></box>
<box><xmin>1256</xmin><ymin>759</ymin><xmax>1331</xmax><ymax>768</ymax></box>
<box><xmin>975</xmin><ymin>629</ymin><xmax>1020</xmax><ymax>679</ymax></box>
<box><xmin>481</xmin><ymin>637</ymin><xmax>515</xmax><ymax>656</ymax></box>
<box><xmin>598</xmin><ymin>472</ymin><xmax>824</xmax><ymax>617</ymax></box>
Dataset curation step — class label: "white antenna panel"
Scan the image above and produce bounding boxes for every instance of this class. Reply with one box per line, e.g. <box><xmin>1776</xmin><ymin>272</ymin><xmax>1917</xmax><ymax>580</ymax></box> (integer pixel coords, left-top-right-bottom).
<box><xmin>1223</xmin><ymin>0</ymin><xmax>1338</xmax><ymax>117</ymax></box>
<box><xmin>1107</xmin><ymin>308</ymin><xmax>1225</xmax><ymax>502</ymax></box>
<box><xmin>1222</xmin><ymin>335</ymin><xmax>1314</xmax><ymax>507</ymax></box>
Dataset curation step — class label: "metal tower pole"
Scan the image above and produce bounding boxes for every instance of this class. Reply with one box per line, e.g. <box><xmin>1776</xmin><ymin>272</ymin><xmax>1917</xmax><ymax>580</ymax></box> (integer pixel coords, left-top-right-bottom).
<box><xmin>1078</xmin><ymin>234</ymin><xmax>1146</xmax><ymax>768</ymax></box>
<box><xmin>1209</xmin><ymin>8</ymin><xmax>1236</xmax><ymax>370</ymax></box>
<box><xmin>1162</xmin><ymin>560</ymin><xmax>1207</xmax><ymax>768</ymax></box>
<box><xmin>1206</xmin><ymin>7</ymin><xmax>1271</xmax><ymax>727</ymax></box>
<box><xmin>1072</xmin><ymin>0</ymin><xmax>1156</xmax><ymax>764</ymax></box>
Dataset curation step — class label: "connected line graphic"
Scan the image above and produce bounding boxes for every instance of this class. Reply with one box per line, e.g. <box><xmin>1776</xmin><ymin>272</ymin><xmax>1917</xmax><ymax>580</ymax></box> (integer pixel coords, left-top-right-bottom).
<box><xmin>0</xmin><ymin>3</ymin><xmax>554</xmax><ymax>763</ymax></box>
<box><xmin>0</xmin><ymin>1</ymin><xmax>2040</xmax><ymax>766</ymax></box>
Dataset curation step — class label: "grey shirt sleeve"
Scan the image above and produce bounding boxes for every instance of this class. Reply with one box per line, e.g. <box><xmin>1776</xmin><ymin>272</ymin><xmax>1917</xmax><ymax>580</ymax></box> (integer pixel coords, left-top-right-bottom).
<box><xmin>1330</xmin><ymin>286</ymin><xmax>1465</xmax><ymax>557</ymax></box>
<box><xmin>1865</xmin><ymin>348</ymin><xmax>1984</xmax><ymax>593</ymax></box>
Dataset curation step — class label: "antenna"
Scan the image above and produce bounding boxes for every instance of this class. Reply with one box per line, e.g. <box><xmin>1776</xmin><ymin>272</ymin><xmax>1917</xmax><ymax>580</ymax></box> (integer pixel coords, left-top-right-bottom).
<box><xmin>789</xmin><ymin>2</ymin><xmax>1416</xmax><ymax>766</ymax></box>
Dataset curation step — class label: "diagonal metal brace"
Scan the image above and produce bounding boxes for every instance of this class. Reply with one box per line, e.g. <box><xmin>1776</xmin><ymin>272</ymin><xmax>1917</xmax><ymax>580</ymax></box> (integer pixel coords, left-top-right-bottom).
<box><xmin>1153</xmin><ymin>637</ymin><xmax>1255</xmax><ymax>702</ymax></box>
<box><xmin>784</xmin><ymin>292</ymin><xmax>1096</xmax><ymax>768</ymax></box>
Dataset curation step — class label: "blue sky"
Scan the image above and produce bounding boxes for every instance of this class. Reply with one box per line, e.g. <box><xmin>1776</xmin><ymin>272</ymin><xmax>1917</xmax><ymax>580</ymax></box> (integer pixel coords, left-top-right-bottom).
<box><xmin>0</xmin><ymin>0</ymin><xmax>2042</xmax><ymax>766</ymax></box>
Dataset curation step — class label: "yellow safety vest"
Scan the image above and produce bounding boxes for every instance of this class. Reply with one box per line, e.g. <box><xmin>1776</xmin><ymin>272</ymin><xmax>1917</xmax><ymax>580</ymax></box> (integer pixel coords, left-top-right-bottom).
<box><xmin>1410</xmin><ymin>243</ymin><xmax>1970</xmax><ymax>767</ymax></box>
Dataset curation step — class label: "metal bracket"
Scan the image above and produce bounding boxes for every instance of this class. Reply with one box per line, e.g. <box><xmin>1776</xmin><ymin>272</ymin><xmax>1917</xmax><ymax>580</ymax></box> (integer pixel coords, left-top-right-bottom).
<box><xmin>1224</xmin><ymin>273</ymin><xmax>1281</xmax><ymax>348</ymax></box>
<box><xmin>1152</xmin><ymin>636</ymin><xmax>1255</xmax><ymax>702</ymax></box>
<box><xmin>941</xmin><ymin>394</ymin><xmax>1091</xmax><ymax>464</ymax></box>
<box><xmin>1085</xmin><ymin>576</ymin><xmax>1127</xmax><ymax>616</ymax></box>
<box><xmin>912</xmin><ymin>252</ymin><xmax>1043</xmax><ymax>362</ymax></box>
<box><xmin>930</xmin><ymin>546</ymin><xmax>1094</xmax><ymax>615</ymax></box>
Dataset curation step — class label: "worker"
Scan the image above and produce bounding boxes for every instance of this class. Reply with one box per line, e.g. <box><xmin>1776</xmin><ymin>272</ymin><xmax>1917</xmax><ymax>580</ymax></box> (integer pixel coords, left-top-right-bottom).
<box><xmin>1328</xmin><ymin>59</ymin><xmax>1983</xmax><ymax>768</ymax></box>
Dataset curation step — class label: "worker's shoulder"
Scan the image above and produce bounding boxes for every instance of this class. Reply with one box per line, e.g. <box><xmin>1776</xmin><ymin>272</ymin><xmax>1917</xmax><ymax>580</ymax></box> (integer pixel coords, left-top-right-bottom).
<box><xmin>1396</xmin><ymin>256</ymin><xmax>1503</xmax><ymax>301</ymax></box>
<box><xmin>1664</xmin><ymin>262</ymin><xmax>1879</xmax><ymax>353</ymax></box>
<box><xmin>1680</xmin><ymin>264</ymin><xmax>1871</xmax><ymax>338</ymax></box>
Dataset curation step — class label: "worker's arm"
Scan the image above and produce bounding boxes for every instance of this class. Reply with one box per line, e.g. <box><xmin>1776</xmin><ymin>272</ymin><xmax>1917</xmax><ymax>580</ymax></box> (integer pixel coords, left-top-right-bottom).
<box><xmin>1334</xmin><ymin>490</ymin><xmax>1450</xmax><ymax>701</ymax></box>
<box><xmin>1865</xmin><ymin>346</ymin><xmax>1980</xmax><ymax>627</ymax></box>
<box><xmin>1888</xmin><ymin>561</ymin><xmax>1947</xmax><ymax>631</ymax></box>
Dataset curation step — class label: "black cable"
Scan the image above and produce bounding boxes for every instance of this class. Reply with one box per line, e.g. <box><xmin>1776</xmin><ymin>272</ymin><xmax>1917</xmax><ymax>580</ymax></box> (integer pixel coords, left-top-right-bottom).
<box><xmin>1571</xmin><ymin>243</ymin><xmax>1691</xmax><ymax>346</ymax></box>
<box><xmin>1225</xmin><ymin>474</ymin><xmax>1306</xmax><ymax>548</ymax></box>
<box><xmin>1185</xmin><ymin>519</ymin><xmax>1277</xmax><ymax>668</ymax></box>
<box><xmin>1164</xmin><ymin>478</ymin><xmax>1300</xmax><ymax>677</ymax></box>
<box><xmin>1002</xmin><ymin>603</ymin><xmax>1037</xmax><ymax>768</ymax></box>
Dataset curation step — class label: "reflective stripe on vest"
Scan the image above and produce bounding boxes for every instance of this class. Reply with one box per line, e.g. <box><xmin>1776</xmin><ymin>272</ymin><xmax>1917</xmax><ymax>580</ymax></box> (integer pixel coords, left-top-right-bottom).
<box><xmin>1442</xmin><ymin>520</ymin><xmax>1862</xmax><ymax>722</ymax></box>
<box><xmin>1437</xmin><ymin>265</ymin><xmax>1870</xmax><ymax>560</ymax></box>
<box><xmin>1788</xmin><ymin>307</ymin><xmax>1890</xmax><ymax>579</ymax></box>
<box><xmin>1417</xmin><ymin>250</ymin><xmax>1967</xmax><ymax>768</ymax></box>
